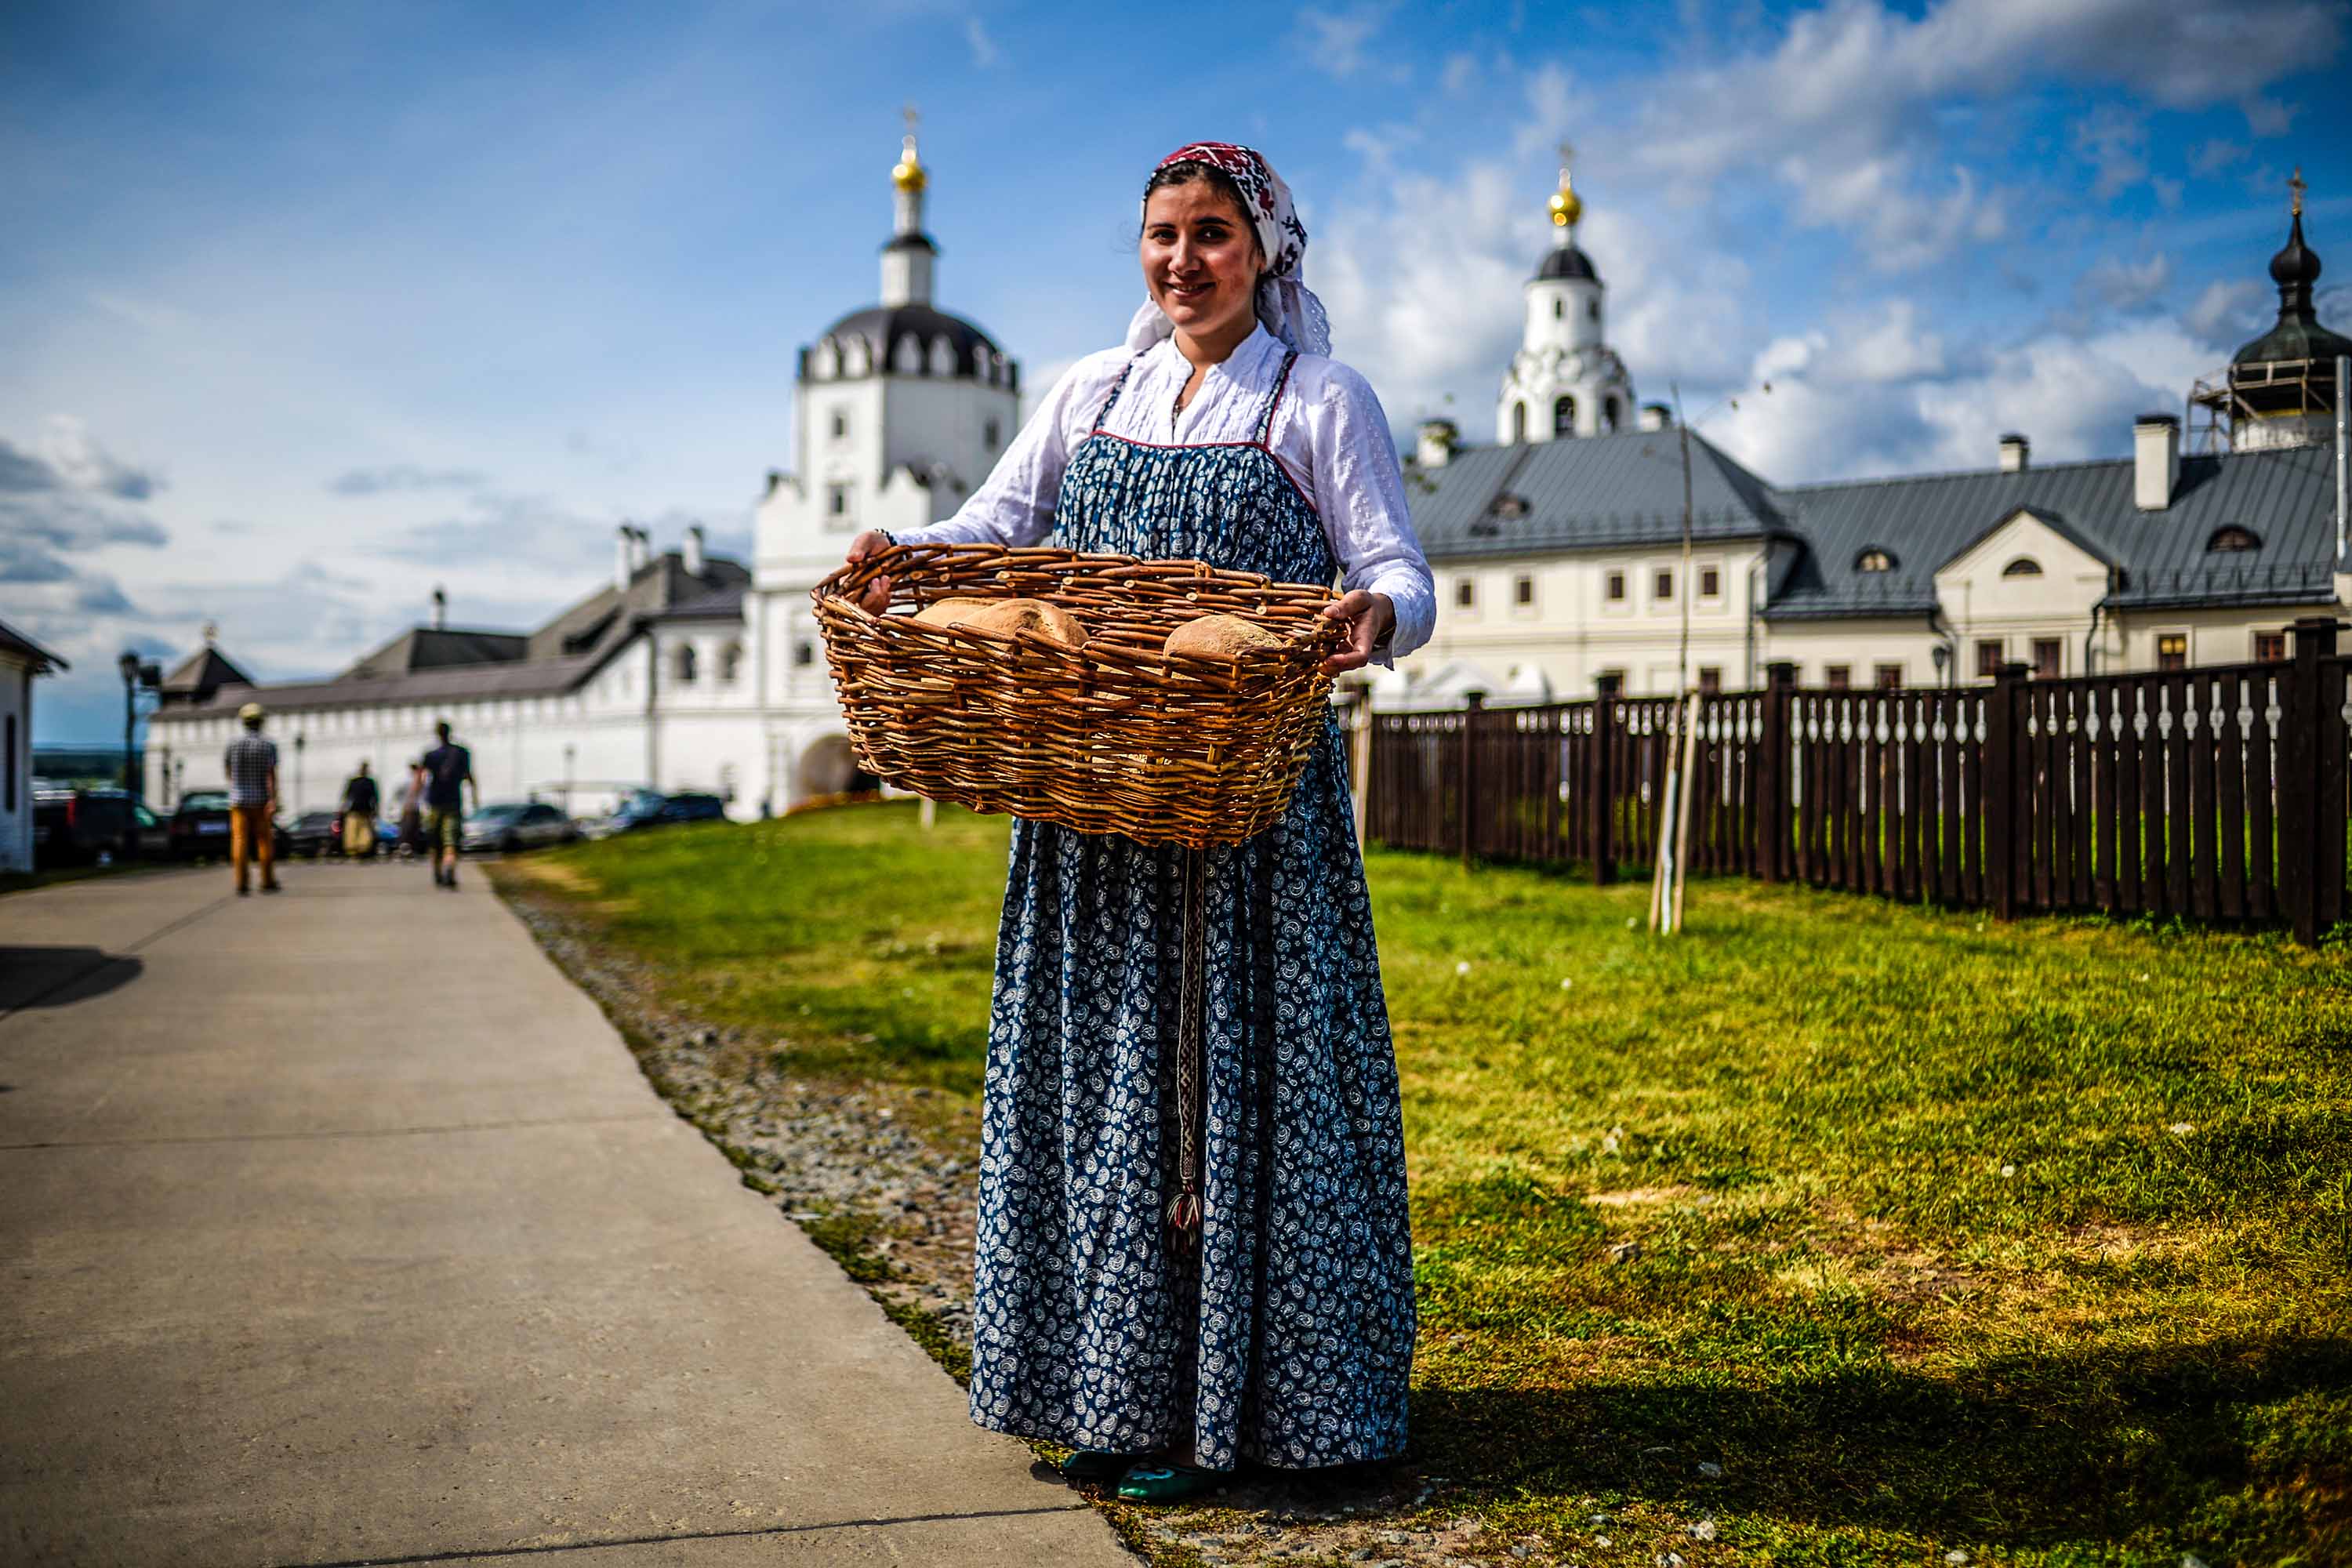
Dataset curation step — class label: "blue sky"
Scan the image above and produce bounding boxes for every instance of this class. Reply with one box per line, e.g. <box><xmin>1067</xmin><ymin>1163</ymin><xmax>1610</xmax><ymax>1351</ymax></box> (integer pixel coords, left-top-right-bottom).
<box><xmin>5</xmin><ymin>0</ymin><xmax>2348</xmax><ymax>741</ymax></box>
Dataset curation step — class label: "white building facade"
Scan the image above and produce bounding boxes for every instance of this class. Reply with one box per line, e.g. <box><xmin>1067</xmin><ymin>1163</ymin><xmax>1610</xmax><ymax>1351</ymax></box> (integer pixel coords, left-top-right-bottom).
<box><xmin>1</xmin><ymin>621</ymin><xmax>67</xmax><ymax>873</ymax></box>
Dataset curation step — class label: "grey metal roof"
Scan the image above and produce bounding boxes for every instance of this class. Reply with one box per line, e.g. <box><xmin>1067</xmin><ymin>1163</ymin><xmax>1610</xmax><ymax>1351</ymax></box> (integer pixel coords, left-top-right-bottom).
<box><xmin>158</xmin><ymin>646</ymin><xmax>249</xmax><ymax>695</ymax></box>
<box><xmin>655</xmin><ymin>583</ymin><xmax>747</xmax><ymax>622</ymax></box>
<box><xmin>341</xmin><ymin>626</ymin><xmax>528</xmax><ymax>681</ymax></box>
<box><xmin>1409</xmin><ymin>428</ymin><xmax>1785</xmax><ymax>562</ymax></box>
<box><xmin>154</xmin><ymin>550</ymin><xmax>751</xmax><ymax>722</ymax></box>
<box><xmin>1535</xmin><ymin>244</ymin><xmax>1599</xmax><ymax>282</ymax></box>
<box><xmin>1766</xmin><ymin>442</ymin><xmax>2343</xmax><ymax>619</ymax></box>
<box><xmin>0</xmin><ymin>618</ymin><xmax>65</xmax><ymax>672</ymax></box>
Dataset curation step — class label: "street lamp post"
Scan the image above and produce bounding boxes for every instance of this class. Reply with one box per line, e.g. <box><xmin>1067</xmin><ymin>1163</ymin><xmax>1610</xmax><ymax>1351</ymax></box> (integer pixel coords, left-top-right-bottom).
<box><xmin>293</xmin><ymin>733</ymin><xmax>306</xmax><ymax>815</ymax></box>
<box><xmin>117</xmin><ymin>651</ymin><xmax>160</xmax><ymax>797</ymax></box>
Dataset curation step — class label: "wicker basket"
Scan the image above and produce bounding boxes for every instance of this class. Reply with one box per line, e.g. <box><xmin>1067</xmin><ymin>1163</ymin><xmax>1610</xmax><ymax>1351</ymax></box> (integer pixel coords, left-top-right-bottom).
<box><xmin>811</xmin><ymin>543</ymin><xmax>1344</xmax><ymax>848</ymax></box>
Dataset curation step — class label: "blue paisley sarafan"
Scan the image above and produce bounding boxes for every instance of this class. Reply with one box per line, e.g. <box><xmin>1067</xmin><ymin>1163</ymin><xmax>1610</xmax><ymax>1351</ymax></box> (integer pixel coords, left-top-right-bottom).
<box><xmin>965</xmin><ymin>350</ymin><xmax>1416</xmax><ymax>1472</ymax></box>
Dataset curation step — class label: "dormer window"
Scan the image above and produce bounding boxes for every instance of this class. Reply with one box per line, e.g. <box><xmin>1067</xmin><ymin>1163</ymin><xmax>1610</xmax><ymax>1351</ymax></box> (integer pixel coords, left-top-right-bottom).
<box><xmin>1490</xmin><ymin>493</ymin><xmax>1529</xmax><ymax>520</ymax></box>
<box><xmin>1855</xmin><ymin>547</ymin><xmax>1896</xmax><ymax>573</ymax></box>
<box><xmin>2207</xmin><ymin>525</ymin><xmax>2260</xmax><ymax>553</ymax></box>
<box><xmin>2002</xmin><ymin>557</ymin><xmax>2043</xmax><ymax>578</ymax></box>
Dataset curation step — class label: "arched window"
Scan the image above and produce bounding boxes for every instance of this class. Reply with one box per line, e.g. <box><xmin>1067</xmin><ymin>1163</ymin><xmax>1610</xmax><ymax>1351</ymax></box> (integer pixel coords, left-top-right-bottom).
<box><xmin>1512</xmin><ymin>401</ymin><xmax>1527</xmax><ymax>443</ymax></box>
<box><xmin>2002</xmin><ymin>557</ymin><xmax>2043</xmax><ymax>578</ymax></box>
<box><xmin>1855</xmin><ymin>548</ymin><xmax>1896</xmax><ymax>573</ymax></box>
<box><xmin>1553</xmin><ymin>395</ymin><xmax>1577</xmax><ymax>436</ymax></box>
<box><xmin>719</xmin><ymin>641</ymin><xmax>744</xmax><ymax>683</ymax></box>
<box><xmin>983</xmin><ymin>418</ymin><xmax>1001</xmax><ymax>450</ymax></box>
<box><xmin>1553</xmin><ymin>298</ymin><xmax>1563</xmax><ymax>319</ymax></box>
<box><xmin>673</xmin><ymin>644</ymin><xmax>697</xmax><ymax>684</ymax></box>
<box><xmin>2207</xmin><ymin>525</ymin><xmax>2260</xmax><ymax>553</ymax></box>
<box><xmin>1602</xmin><ymin>397</ymin><xmax>1622</xmax><ymax>431</ymax></box>
<box><xmin>1587</xmin><ymin>297</ymin><xmax>1599</xmax><ymax>321</ymax></box>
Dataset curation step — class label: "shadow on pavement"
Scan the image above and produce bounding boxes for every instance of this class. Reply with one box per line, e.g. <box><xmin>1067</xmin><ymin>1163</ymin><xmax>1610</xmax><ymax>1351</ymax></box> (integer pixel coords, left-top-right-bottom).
<box><xmin>0</xmin><ymin>948</ymin><xmax>146</xmax><ymax>1014</ymax></box>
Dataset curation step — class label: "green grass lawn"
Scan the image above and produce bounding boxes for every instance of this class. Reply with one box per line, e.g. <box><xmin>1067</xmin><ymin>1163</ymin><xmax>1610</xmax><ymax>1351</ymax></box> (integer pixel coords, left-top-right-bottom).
<box><xmin>501</xmin><ymin>802</ymin><xmax>2352</xmax><ymax>1566</ymax></box>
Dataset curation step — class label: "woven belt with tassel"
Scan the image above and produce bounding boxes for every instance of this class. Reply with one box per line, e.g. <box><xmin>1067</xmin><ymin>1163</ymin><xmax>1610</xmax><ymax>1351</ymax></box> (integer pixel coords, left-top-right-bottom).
<box><xmin>1167</xmin><ymin>845</ymin><xmax>1208</xmax><ymax>1242</ymax></box>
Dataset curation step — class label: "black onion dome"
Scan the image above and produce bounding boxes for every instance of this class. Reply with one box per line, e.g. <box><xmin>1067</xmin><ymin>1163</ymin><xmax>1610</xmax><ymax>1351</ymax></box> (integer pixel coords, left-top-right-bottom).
<box><xmin>807</xmin><ymin>303</ymin><xmax>1014</xmax><ymax>384</ymax></box>
<box><xmin>1534</xmin><ymin>243</ymin><xmax>1599</xmax><ymax>283</ymax></box>
<box><xmin>2270</xmin><ymin>211</ymin><xmax>2321</xmax><ymax>287</ymax></box>
<box><xmin>2234</xmin><ymin>211</ymin><xmax>2352</xmax><ymax>371</ymax></box>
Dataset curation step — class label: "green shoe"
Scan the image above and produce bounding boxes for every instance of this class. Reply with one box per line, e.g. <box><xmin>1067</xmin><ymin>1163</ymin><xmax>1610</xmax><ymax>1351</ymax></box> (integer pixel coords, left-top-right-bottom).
<box><xmin>1115</xmin><ymin>1461</ymin><xmax>1222</xmax><ymax>1504</ymax></box>
<box><xmin>1060</xmin><ymin>1449</ymin><xmax>1147</xmax><ymax>1483</ymax></box>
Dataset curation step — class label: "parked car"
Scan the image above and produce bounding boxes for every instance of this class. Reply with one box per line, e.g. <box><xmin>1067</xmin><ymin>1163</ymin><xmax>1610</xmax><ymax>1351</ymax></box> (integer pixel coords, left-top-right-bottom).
<box><xmin>125</xmin><ymin>799</ymin><xmax>172</xmax><ymax>861</ymax></box>
<box><xmin>166</xmin><ymin>791</ymin><xmax>291</xmax><ymax>862</ymax></box>
<box><xmin>459</xmin><ymin>800</ymin><xmax>578</xmax><ymax>855</ymax></box>
<box><xmin>283</xmin><ymin>809</ymin><xmax>375</xmax><ymax>858</ymax></box>
<box><xmin>588</xmin><ymin>791</ymin><xmax>728</xmax><ymax>837</ymax></box>
<box><xmin>31</xmin><ymin>782</ymin><xmax>135</xmax><ymax>867</ymax></box>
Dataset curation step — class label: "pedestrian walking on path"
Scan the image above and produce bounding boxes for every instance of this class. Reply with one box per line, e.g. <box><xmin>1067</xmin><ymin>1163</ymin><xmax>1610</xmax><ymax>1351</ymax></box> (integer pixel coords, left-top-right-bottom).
<box><xmin>343</xmin><ymin>760</ymin><xmax>379</xmax><ymax>858</ymax></box>
<box><xmin>848</xmin><ymin>141</ymin><xmax>1434</xmax><ymax>1504</ymax></box>
<box><xmin>419</xmin><ymin>721</ymin><xmax>477</xmax><ymax>889</ymax></box>
<box><xmin>223</xmin><ymin>700</ymin><xmax>281</xmax><ymax>897</ymax></box>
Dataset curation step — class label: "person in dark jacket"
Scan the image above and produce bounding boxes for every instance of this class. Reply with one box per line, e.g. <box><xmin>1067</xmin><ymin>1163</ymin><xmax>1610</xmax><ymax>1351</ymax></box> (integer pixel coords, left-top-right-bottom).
<box><xmin>342</xmin><ymin>761</ymin><xmax>380</xmax><ymax>858</ymax></box>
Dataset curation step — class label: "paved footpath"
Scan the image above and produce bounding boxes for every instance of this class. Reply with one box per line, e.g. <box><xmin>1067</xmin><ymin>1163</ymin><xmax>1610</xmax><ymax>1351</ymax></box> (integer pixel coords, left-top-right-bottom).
<box><xmin>0</xmin><ymin>863</ymin><xmax>1131</xmax><ymax>1567</ymax></box>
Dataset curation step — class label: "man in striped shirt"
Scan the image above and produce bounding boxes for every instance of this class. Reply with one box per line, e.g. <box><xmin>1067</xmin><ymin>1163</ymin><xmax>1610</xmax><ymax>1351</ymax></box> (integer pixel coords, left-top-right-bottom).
<box><xmin>223</xmin><ymin>702</ymin><xmax>281</xmax><ymax>896</ymax></box>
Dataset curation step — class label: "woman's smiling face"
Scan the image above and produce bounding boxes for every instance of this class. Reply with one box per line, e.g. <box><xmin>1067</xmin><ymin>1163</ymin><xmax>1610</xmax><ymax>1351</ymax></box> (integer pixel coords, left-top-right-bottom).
<box><xmin>1141</xmin><ymin>179</ymin><xmax>1262</xmax><ymax>346</ymax></box>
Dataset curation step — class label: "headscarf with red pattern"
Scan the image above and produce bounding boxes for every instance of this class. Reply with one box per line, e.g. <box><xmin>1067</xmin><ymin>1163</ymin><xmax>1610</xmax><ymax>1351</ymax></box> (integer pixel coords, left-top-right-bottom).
<box><xmin>1127</xmin><ymin>141</ymin><xmax>1331</xmax><ymax>358</ymax></box>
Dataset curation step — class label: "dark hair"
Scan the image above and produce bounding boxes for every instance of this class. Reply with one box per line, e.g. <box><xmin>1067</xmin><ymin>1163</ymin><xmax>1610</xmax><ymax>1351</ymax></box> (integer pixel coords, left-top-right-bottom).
<box><xmin>435</xmin><ymin>720</ymin><xmax>451</xmax><ymax>741</ymax></box>
<box><xmin>1142</xmin><ymin>160</ymin><xmax>1262</xmax><ymax>260</ymax></box>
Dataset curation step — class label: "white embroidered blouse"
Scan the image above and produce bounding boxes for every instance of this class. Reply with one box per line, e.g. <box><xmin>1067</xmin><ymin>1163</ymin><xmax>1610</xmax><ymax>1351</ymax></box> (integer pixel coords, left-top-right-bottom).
<box><xmin>893</xmin><ymin>325</ymin><xmax>1436</xmax><ymax>665</ymax></box>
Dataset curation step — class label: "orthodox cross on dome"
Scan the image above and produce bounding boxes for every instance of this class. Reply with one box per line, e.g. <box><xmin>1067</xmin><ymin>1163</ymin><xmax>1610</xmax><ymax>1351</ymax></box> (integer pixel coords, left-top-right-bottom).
<box><xmin>1548</xmin><ymin>139</ymin><xmax>1583</xmax><ymax>237</ymax></box>
<box><xmin>2289</xmin><ymin>165</ymin><xmax>2305</xmax><ymax>217</ymax></box>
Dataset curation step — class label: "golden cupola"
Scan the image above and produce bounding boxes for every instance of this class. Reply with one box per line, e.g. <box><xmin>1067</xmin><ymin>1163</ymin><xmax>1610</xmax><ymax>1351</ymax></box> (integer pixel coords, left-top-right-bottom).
<box><xmin>891</xmin><ymin>131</ymin><xmax>927</xmax><ymax>194</ymax></box>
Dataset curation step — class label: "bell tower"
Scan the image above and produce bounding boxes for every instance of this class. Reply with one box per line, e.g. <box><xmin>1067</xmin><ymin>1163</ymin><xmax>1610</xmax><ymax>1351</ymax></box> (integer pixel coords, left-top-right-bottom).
<box><xmin>1497</xmin><ymin>143</ymin><xmax>1635</xmax><ymax>445</ymax></box>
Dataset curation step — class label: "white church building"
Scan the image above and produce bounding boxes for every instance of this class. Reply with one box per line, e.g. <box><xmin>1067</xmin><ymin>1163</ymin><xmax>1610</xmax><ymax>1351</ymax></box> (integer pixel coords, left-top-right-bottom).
<box><xmin>145</xmin><ymin>124</ymin><xmax>1019</xmax><ymax>820</ymax></box>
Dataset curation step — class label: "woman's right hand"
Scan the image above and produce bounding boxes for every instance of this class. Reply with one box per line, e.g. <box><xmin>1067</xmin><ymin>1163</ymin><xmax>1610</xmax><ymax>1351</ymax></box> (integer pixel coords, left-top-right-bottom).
<box><xmin>846</xmin><ymin>530</ymin><xmax>895</xmax><ymax>612</ymax></box>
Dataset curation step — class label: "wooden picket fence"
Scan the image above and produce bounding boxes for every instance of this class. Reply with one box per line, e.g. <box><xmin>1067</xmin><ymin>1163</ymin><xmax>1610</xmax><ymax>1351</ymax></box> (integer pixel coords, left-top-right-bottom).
<box><xmin>1364</xmin><ymin>615</ymin><xmax>2352</xmax><ymax>943</ymax></box>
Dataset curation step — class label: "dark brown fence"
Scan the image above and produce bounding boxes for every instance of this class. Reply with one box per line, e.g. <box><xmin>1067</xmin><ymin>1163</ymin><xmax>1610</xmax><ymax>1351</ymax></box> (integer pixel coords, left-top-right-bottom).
<box><xmin>1364</xmin><ymin>615</ymin><xmax>2351</xmax><ymax>942</ymax></box>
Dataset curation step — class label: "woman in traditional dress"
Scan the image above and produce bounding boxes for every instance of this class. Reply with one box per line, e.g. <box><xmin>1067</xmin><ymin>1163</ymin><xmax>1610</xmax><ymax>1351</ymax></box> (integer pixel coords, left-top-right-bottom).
<box><xmin>844</xmin><ymin>142</ymin><xmax>1435</xmax><ymax>1502</ymax></box>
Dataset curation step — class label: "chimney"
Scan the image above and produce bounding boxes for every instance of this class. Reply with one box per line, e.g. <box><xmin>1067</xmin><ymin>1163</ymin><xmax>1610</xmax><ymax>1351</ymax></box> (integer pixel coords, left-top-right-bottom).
<box><xmin>1639</xmin><ymin>403</ymin><xmax>1673</xmax><ymax>432</ymax></box>
<box><xmin>1998</xmin><ymin>433</ymin><xmax>2030</xmax><ymax>472</ymax></box>
<box><xmin>2134</xmin><ymin>413</ymin><xmax>2180</xmax><ymax>511</ymax></box>
<box><xmin>682</xmin><ymin>524</ymin><xmax>706</xmax><ymax>577</ymax></box>
<box><xmin>614</xmin><ymin>524</ymin><xmax>634</xmax><ymax>592</ymax></box>
<box><xmin>430</xmin><ymin>586</ymin><xmax>448</xmax><ymax>630</ymax></box>
<box><xmin>627</xmin><ymin>525</ymin><xmax>651</xmax><ymax>572</ymax></box>
<box><xmin>1416</xmin><ymin>419</ymin><xmax>1457</xmax><ymax>469</ymax></box>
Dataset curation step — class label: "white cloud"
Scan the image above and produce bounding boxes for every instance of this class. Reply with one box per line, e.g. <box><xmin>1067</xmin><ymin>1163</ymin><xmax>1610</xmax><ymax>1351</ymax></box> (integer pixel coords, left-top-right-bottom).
<box><xmin>328</xmin><ymin>464</ymin><xmax>488</xmax><ymax>496</ymax></box>
<box><xmin>2073</xmin><ymin>106</ymin><xmax>2147</xmax><ymax>201</ymax></box>
<box><xmin>1711</xmin><ymin>315</ymin><xmax>2211</xmax><ymax>483</ymax></box>
<box><xmin>2241</xmin><ymin>94</ymin><xmax>2298</xmax><ymax>136</ymax></box>
<box><xmin>1512</xmin><ymin>62</ymin><xmax>1588</xmax><ymax>161</ymax></box>
<box><xmin>2191</xmin><ymin>138</ymin><xmax>2250</xmax><ymax>176</ymax></box>
<box><xmin>964</xmin><ymin>16</ymin><xmax>1000</xmax><ymax>68</ymax></box>
<box><xmin>1294</xmin><ymin>2</ymin><xmax>1396</xmax><ymax>79</ymax></box>
<box><xmin>1440</xmin><ymin>53</ymin><xmax>1479</xmax><ymax>96</ymax></box>
<box><xmin>1627</xmin><ymin>0</ymin><xmax>2339</xmax><ymax>270</ymax></box>
<box><xmin>2184</xmin><ymin>278</ymin><xmax>2270</xmax><ymax>351</ymax></box>
<box><xmin>2080</xmin><ymin>253</ymin><xmax>2172</xmax><ymax>314</ymax></box>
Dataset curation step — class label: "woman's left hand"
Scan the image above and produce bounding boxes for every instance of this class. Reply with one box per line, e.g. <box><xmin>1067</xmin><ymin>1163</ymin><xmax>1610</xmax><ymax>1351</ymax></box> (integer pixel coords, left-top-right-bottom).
<box><xmin>1319</xmin><ymin>590</ymin><xmax>1395</xmax><ymax>675</ymax></box>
